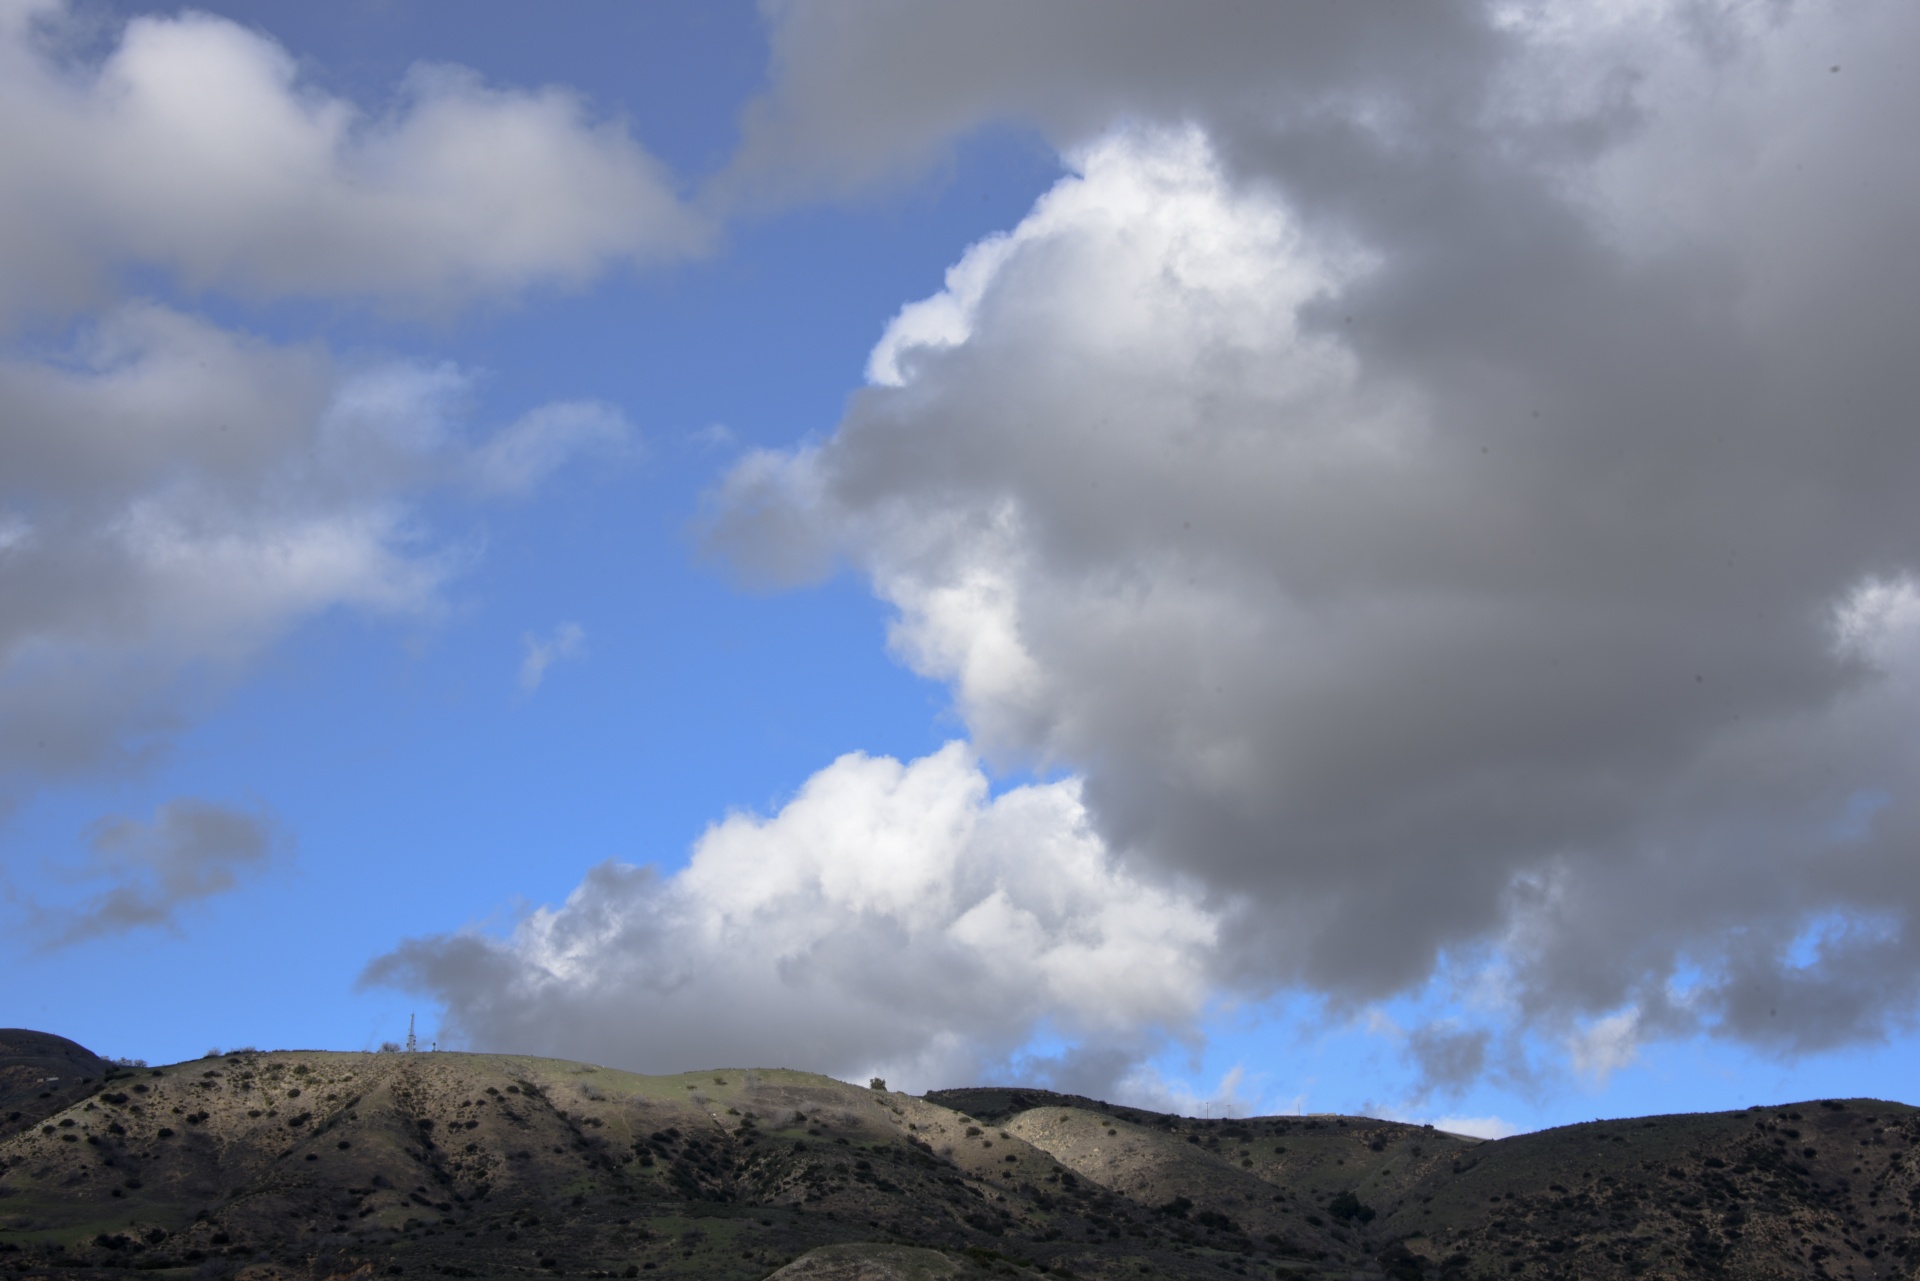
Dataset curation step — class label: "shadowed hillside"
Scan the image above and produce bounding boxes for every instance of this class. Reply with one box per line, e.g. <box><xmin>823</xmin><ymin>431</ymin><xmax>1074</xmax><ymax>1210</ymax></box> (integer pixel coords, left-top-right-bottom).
<box><xmin>0</xmin><ymin>1036</ymin><xmax>1914</xmax><ymax>1280</ymax></box>
<box><xmin>0</xmin><ymin>1031</ymin><xmax>111</xmax><ymax>1145</ymax></box>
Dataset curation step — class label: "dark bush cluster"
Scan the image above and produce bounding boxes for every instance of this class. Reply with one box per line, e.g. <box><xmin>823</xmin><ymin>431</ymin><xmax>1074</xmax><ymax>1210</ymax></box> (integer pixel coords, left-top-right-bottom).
<box><xmin>1328</xmin><ymin>1191</ymin><xmax>1376</xmax><ymax>1223</ymax></box>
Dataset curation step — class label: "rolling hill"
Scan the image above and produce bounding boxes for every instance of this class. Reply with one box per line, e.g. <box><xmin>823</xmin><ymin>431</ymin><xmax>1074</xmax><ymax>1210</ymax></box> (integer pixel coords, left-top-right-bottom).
<box><xmin>0</xmin><ymin>1032</ymin><xmax>1914</xmax><ymax>1280</ymax></box>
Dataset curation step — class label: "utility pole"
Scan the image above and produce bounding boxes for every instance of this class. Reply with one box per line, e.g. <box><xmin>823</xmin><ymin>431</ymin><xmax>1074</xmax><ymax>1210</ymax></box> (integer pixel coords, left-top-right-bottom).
<box><xmin>406</xmin><ymin>1014</ymin><xmax>418</xmax><ymax>1054</ymax></box>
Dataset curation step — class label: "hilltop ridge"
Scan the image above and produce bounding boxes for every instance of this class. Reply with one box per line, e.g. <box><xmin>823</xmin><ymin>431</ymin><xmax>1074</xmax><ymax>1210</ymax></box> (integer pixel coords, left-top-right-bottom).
<box><xmin>0</xmin><ymin>1034</ymin><xmax>1914</xmax><ymax>1280</ymax></box>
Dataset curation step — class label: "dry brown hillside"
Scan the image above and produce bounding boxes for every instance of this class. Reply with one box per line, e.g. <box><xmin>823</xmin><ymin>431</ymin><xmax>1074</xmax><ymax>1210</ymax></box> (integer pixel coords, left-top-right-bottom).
<box><xmin>0</xmin><ymin>1037</ymin><xmax>1914</xmax><ymax>1281</ymax></box>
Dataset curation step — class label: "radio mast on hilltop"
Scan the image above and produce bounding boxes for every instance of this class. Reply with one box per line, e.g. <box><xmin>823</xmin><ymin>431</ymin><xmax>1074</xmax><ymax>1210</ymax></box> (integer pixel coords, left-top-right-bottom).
<box><xmin>406</xmin><ymin>1014</ymin><xmax>418</xmax><ymax>1054</ymax></box>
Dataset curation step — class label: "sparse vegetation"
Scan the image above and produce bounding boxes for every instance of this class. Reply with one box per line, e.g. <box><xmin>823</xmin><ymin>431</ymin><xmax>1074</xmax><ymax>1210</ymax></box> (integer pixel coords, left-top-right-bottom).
<box><xmin>0</xmin><ymin>1037</ymin><xmax>1913</xmax><ymax>1280</ymax></box>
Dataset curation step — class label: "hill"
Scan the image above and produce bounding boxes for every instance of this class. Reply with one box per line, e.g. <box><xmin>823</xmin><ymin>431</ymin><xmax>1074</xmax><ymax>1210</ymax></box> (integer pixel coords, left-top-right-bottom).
<box><xmin>0</xmin><ymin>1034</ymin><xmax>1914</xmax><ymax>1280</ymax></box>
<box><xmin>0</xmin><ymin>1030</ymin><xmax>111</xmax><ymax>1145</ymax></box>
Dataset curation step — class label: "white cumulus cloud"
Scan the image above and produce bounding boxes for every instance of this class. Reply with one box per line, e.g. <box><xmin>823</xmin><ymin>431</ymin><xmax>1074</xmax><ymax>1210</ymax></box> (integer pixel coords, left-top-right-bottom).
<box><xmin>0</xmin><ymin>303</ymin><xmax>633</xmax><ymax>814</ymax></box>
<box><xmin>0</xmin><ymin>0</ymin><xmax>671</xmax><ymax>896</ymax></box>
<box><xmin>0</xmin><ymin>0</ymin><xmax>702</xmax><ymax>317</ymax></box>
<box><xmin>363</xmin><ymin>743</ymin><xmax>1221</xmax><ymax>1094</ymax></box>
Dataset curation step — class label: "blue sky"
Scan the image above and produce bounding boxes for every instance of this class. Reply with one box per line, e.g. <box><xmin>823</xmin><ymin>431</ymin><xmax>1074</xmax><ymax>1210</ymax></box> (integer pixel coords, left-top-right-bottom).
<box><xmin>3</xmin><ymin>0</ymin><xmax>1918</xmax><ymax>1139</ymax></box>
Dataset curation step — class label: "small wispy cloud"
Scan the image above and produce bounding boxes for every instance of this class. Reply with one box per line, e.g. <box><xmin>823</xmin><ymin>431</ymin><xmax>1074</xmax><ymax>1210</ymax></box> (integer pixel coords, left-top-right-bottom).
<box><xmin>519</xmin><ymin>622</ymin><xmax>586</xmax><ymax>693</ymax></box>
<box><xmin>1569</xmin><ymin>1010</ymin><xmax>1643</xmax><ymax>1085</ymax></box>
<box><xmin>19</xmin><ymin>799</ymin><xmax>277</xmax><ymax>950</ymax></box>
<box><xmin>1404</xmin><ymin>1021</ymin><xmax>1493</xmax><ymax>1104</ymax></box>
<box><xmin>689</xmin><ymin>422</ymin><xmax>737</xmax><ymax>450</ymax></box>
<box><xmin>469</xmin><ymin>401</ymin><xmax>634</xmax><ymax>497</ymax></box>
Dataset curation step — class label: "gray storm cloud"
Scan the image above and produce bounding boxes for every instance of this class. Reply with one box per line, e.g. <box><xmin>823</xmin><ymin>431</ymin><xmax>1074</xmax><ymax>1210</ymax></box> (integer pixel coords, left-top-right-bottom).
<box><xmin>726</xmin><ymin>0</ymin><xmax>1497</xmax><ymax>200</ymax></box>
<box><xmin>701</xmin><ymin>0</ymin><xmax>1920</xmax><ymax>1076</ymax></box>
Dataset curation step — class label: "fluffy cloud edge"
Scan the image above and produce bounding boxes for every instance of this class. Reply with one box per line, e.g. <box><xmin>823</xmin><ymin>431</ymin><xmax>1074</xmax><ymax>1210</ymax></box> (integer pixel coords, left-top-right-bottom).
<box><xmin>0</xmin><ymin>0</ymin><xmax>706</xmax><ymax>317</ymax></box>
<box><xmin>363</xmin><ymin>743</ymin><xmax>1225</xmax><ymax>1095</ymax></box>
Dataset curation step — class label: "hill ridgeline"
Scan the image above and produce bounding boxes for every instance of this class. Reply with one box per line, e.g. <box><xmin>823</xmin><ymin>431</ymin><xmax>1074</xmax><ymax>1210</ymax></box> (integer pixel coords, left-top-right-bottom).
<box><xmin>1</xmin><ymin>1032</ymin><xmax>1915</xmax><ymax>1280</ymax></box>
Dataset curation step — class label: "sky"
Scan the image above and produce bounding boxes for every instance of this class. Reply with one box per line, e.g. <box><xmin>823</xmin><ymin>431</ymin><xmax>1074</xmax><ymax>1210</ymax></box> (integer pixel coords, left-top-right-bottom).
<box><xmin>2</xmin><ymin>0</ymin><xmax>1918</xmax><ymax>1140</ymax></box>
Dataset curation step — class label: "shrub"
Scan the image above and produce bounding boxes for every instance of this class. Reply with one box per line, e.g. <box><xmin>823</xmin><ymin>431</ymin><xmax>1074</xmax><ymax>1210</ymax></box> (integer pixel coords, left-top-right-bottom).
<box><xmin>1328</xmin><ymin>1191</ymin><xmax>1376</xmax><ymax>1224</ymax></box>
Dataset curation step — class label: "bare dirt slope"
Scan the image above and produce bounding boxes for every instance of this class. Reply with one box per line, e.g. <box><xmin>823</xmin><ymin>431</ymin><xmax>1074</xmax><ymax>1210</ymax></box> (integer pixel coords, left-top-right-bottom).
<box><xmin>765</xmin><ymin>1243</ymin><xmax>964</xmax><ymax>1280</ymax></box>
